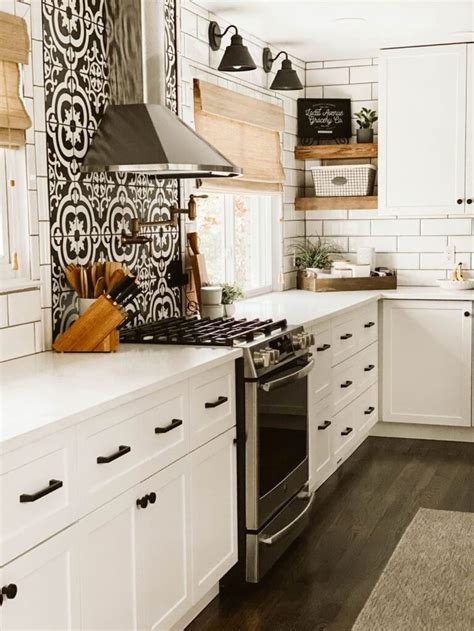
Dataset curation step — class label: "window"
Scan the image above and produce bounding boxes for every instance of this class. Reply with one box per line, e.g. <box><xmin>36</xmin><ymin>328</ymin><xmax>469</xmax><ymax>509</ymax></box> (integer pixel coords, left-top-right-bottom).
<box><xmin>0</xmin><ymin>147</ymin><xmax>29</xmax><ymax>280</ymax></box>
<box><xmin>195</xmin><ymin>193</ymin><xmax>279</xmax><ymax>296</ymax></box>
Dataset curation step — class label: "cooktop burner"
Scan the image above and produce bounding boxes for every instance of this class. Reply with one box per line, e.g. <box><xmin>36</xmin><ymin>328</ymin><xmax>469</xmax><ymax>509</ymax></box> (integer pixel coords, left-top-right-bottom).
<box><xmin>120</xmin><ymin>316</ymin><xmax>288</xmax><ymax>347</ymax></box>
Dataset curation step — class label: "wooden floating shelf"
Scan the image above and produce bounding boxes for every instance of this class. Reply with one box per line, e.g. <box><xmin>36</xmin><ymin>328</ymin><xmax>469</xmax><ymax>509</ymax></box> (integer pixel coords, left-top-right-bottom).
<box><xmin>295</xmin><ymin>143</ymin><xmax>378</xmax><ymax>160</ymax></box>
<box><xmin>296</xmin><ymin>196</ymin><xmax>378</xmax><ymax>211</ymax></box>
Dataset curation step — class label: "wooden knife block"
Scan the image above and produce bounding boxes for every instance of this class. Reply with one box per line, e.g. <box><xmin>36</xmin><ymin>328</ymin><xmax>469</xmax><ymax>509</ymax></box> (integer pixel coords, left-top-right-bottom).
<box><xmin>53</xmin><ymin>296</ymin><xmax>125</xmax><ymax>353</ymax></box>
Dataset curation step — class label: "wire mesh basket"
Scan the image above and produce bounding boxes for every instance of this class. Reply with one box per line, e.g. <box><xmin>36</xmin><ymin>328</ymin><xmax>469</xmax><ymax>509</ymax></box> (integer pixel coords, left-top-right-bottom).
<box><xmin>311</xmin><ymin>164</ymin><xmax>376</xmax><ymax>197</ymax></box>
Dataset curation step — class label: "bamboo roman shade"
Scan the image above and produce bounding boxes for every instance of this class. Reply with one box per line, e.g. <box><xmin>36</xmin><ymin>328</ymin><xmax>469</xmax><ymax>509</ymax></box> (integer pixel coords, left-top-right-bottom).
<box><xmin>0</xmin><ymin>10</ymin><xmax>31</xmax><ymax>148</ymax></box>
<box><xmin>193</xmin><ymin>79</ymin><xmax>285</xmax><ymax>193</ymax></box>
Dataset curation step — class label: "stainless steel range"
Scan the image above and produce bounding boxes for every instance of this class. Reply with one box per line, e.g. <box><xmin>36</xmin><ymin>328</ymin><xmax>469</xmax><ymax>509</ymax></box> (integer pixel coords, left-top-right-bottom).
<box><xmin>120</xmin><ymin>316</ymin><xmax>315</xmax><ymax>582</ymax></box>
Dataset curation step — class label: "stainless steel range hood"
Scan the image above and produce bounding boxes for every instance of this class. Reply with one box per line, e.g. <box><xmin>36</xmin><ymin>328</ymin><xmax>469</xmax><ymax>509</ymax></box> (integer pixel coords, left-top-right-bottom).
<box><xmin>80</xmin><ymin>103</ymin><xmax>241</xmax><ymax>179</ymax></box>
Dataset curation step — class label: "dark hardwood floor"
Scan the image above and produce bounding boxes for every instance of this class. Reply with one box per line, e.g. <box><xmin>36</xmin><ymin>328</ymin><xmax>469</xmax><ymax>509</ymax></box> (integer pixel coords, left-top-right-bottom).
<box><xmin>187</xmin><ymin>437</ymin><xmax>474</xmax><ymax>631</ymax></box>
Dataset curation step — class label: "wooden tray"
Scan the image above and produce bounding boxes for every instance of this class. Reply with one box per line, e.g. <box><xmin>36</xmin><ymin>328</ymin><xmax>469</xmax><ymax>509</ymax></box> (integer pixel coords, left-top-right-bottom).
<box><xmin>297</xmin><ymin>270</ymin><xmax>397</xmax><ymax>292</ymax></box>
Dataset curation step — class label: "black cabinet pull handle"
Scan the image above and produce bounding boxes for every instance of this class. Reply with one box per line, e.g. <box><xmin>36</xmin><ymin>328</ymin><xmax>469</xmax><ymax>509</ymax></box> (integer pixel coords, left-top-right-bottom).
<box><xmin>365</xmin><ymin>406</ymin><xmax>375</xmax><ymax>415</ymax></box>
<box><xmin>318</xmin><ymin>420</ymin><xmax>331</xmax><ymax>430</ymax></box>
<box><xmin>136</xmin><ymin>495</ymin><xmax>148</xmax><ymax>509</ymax></box>
<box><xmin>341</xmin><ymin>427</ymin><xmax>353</xmax><ymax>436</ymax></box>
<box><xmin>456</xmin><ymin>198</ymin><xmax>463</xmax><ymax>204</ymax></box>
<box><xmin>1</xmin><ymin>584</ymin><xmax>17</xmax><ymax>600</ymax></box>
<box><xmin>205</xmin><ymin>395</ymin><xmax>228</xmax><ymax>409</ymax></box>
<box><xmin>340</xmin><ymin>333</ymin><xmax>353</xmax><ymax>340</ymax></box>
<box><xmin>464</xmin><ymin>312</ymin><xmax>471</xmax><ymax>317</ymax></box>
<box><xmin>97</xmin><ymin>445</ymin><xmax>131</xmax><ymax>464</ymax></box>
<box><xmin>317</xmin><ymin>343</ymin><xmax>331</xmax><ymax>352</ymax></box>
<box><xmin>467</xmin><ymin>199</ymin><xmax>472</xmax><ymax>204</ymax></box>
<box><xmin>364</xmin><ymin>321</ymin><xmax>375</xmax><ymax>328</ymax></box>
<box><xmin>147</xmin><ymin>492</ymin><xmax>157</xmax><ymax>504</ymax></box>
<box><xmin>364</xmin><ymin>364</ymin><xmax>375</xmax><ymax>372</ymax></box>
<box><xmin>341</xmin><ymin>380</ymin><xmax>353</xmax><ymax>388</ymax></box>
<box><xmin>19</xmin><ymin>479</ymin><xmax>63</xmax><ymax>503</ymax></box>
<box><xmin>155</xmin><ymin>418</ymin><xmax>183</xmax><ymax>434</ymax></box>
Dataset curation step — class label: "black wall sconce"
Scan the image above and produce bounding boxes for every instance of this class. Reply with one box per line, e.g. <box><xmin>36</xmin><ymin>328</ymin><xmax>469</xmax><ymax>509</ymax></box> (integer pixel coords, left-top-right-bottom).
<box><xmin>263</xmin><ymin>48</ymin><xmax>303</xmax><ymax>90</ymax></box>
<box><xmin>209</xmin><ymin>21</ymin><xmax>257</xmax><ymax>72</ymax></box>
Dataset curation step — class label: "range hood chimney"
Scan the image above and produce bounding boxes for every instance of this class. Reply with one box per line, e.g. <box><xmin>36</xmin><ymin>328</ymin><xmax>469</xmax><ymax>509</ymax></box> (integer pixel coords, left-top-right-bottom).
<box><xmin>80</xmin><ymin>103</ymin><xmax>241</xmax><ymax>179</ymax></box>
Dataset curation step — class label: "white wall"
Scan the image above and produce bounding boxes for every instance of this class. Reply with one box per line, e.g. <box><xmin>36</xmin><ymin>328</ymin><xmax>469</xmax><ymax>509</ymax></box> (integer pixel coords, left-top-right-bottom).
<box><xmin>304</xmin><ymin>57</ymin><xmax>474</xmax><ymax>285</ymax></box>
<box><xmin>0</xmin><ymin>0</ymin><xmax>51</xmax><ymax>361</ymax></box>
<box><xmin>177</xmin><ymin>0</ymin><xmax>306</xmax><ymax>289</ymax></box>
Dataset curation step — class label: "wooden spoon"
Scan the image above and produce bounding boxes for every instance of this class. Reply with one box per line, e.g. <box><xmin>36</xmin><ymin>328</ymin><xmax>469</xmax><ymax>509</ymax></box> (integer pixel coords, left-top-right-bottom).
<box><xmin>80</xmin><ymin>267</ymin><xmax>88</xmax><ymax>299</ymax></box>
<box><xmin>65</xmin><ymin>266</ymin><xmax>82</xmax><ymax>295</ymax></box>
<box><xmin>108</xmin><ymin>268</ymin><xmax>125</xmax><ymax>292</ymax></box>
<box><xmin>94</xmin><ymin>276</ymin><xmax>105</xmax><ymax>298</ymax></box>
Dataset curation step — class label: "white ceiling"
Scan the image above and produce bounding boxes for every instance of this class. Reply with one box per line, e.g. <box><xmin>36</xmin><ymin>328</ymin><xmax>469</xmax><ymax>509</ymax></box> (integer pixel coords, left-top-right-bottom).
<box><xmin>194</xmin><ymin>1</ymin><xmax>474</xmax><ymax>61</ymax></box>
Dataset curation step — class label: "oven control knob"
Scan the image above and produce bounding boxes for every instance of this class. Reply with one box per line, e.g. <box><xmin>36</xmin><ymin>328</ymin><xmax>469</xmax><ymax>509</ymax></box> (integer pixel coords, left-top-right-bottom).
<box><xmin>253</xmin><ymin>350</ymin><xmax>271</xmax><ymax>368</ymax></box>
<box><xmin>293</xmin><ymin>333</ymin><xmax>309</xmax><ymax>349</ymax></box>
<box><xmin>265</xmin><ymin>348</ymin><xmax>280</xmax><ymax>365</ymax></box>
<box><xmin>308</xmin><ymin>333</ymin><xmax>315</xmax><ymax>347</ymax></box>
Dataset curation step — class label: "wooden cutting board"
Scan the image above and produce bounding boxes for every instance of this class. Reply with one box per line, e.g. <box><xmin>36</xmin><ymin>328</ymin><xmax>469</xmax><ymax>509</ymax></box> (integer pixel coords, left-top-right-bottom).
<box><xmin>187</xmin><ymin>232</ymin><xmax>209</xmax><ymax>309</ymax></box>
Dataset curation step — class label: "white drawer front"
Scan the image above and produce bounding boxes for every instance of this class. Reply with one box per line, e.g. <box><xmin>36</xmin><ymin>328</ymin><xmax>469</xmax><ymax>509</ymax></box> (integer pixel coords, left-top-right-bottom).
<box><xmin>331</xmin><ymin>314</ymin><xmax>358</xmax><ymax>366</ymax></box>
<box><xmin>333</xmin><ymin>405</ymin><xmax>356</xmax><ymax>465</ymax></box>
<box><xmin>189</xmin><ymin>362</ymin><xmax>235</xmax><ymax>449</ymax></box>
<box><xmin>0</xmin><ymin>429</ymin><xmax>77</xmax><ymax>565</ymax></box>
<box><xmin>332</xmin><ymin>357</ymin><xmax>357</xmax><ymax>414</ymax></box>
<box><xmin>141</xmin><ymin>382</ymin><xmax>189</xmax><ymax>473</ymax></box>
<box><xmin>357</xmin><ymin>303</ymin><xmax>378</xmax><ymax>350</ymax></box>
<box><xmin>356</xmin><ymin>342</ymin><xmax>378</xmax><ymax>394</ymax></box>
<box><xmin>354</xmin><ymin>384</ymin><xmax>378</xmax><ymax>435</ymax></box>
<box><xmin>310</xmin><ymin>327</ymin><xmax>333</xmax><ymax>404</ymax></box>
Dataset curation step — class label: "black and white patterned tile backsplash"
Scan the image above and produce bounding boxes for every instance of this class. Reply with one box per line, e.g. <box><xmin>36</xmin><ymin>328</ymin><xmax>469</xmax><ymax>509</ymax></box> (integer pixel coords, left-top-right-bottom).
<box><xmin>42</xmin><ymin>0</ymin><xmax>182</xmax><ymax>339</ymax></box>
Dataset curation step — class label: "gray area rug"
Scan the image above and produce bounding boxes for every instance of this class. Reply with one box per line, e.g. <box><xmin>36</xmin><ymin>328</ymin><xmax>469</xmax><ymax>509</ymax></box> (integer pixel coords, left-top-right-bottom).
<box><xmin>352</xmin><ymin>508</ymin><xmax>474</xmax><ymax>631</ymax></box>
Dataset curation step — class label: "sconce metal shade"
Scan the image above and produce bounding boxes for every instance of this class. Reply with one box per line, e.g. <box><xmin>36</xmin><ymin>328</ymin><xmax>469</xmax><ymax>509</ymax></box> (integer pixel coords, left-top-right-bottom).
<box><xmin>263</xmin><ymin>48</ymin><xmax>303</xmax><ymax>91</ymax></box>
<box><xmin>209</xmin><ymin>21</ymin><xmax>256</xmax><ymax>72</ymax></box>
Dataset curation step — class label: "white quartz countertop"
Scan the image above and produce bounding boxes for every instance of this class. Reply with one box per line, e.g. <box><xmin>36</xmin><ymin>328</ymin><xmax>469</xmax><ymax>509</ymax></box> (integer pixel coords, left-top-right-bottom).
<box><xmin>0</xmin><ymin>345</ymin><xmax>242</xmax><ymax>453</ymax></box>
<box><xmin>235</xmin><ymin>286</ymin><xmax>474</xmax><ymax>328</ymax></box>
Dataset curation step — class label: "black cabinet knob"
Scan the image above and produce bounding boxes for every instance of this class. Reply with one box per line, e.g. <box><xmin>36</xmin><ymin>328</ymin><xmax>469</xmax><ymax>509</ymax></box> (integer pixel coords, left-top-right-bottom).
<box><xmin>456</xmin><ymin>199</ymin><xmax>463</xmax><ymax>204</ymax></box>
<box><xmin>467</xmin><ymin>199</ymin><xmax>473</xmax><ymax>204</ymax></box>
<box><xmin>464</xmin><ymin>312</ymin><xmax>471</xmax><ymax>317</ymax></box>
<box><xmin>136</xmin><ymin>496</ymin><xmax>148</xmax><ymax>509</ymax></box>
<box><xmin>341</xmin><ymin>380</ymin><xmax>353</xmax><ymax>388</ymax></box>
<box><xmin>148</xmin><ymin>492</ymin><xmax>157</xmax><ymax>504</ymax></box>
<box><xmin>2</xmin><ymin>584</ymin><xmax>17</xmax><ymax>600</ymax></box>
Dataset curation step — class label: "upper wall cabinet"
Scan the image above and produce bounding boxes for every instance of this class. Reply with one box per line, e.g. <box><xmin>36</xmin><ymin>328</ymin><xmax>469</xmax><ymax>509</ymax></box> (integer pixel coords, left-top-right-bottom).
<box><xmin>379</xmin><ymin>43</ymin><xmax>472</xmax><ymax>215</ymax></box>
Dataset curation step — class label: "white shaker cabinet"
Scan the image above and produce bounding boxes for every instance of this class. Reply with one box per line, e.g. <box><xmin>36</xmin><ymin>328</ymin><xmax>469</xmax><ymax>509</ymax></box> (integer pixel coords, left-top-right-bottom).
<box><xmin>309</xmin><ymin>398</ymin><xmax>334</xmax><ymax>492</ymax></box>
<box><xmin>379</xmin><ymin>44</ymin><xmax>470</xmax><ymax>214</ymax></box>
<box><xmin>0</xmin><ymin>526</ymin><xmax>80</xmax><ymax>630</ymax></box>
<box><xmin>382</xmin><ymin>300</ymin><xmax>472</xmax><ymax>427</ymax></box>
<box><xmin>190</xmin><ymin>428</ymin><xmax>237</xmax><ymax>602</ymax></box>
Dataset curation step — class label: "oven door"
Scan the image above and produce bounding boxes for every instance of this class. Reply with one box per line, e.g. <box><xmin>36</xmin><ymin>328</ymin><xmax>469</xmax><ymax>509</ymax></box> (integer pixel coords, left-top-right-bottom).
<box><xmin>245</xmin><ymin>357</ymin><xmax>313</xmax><ymax>530</ymax></box>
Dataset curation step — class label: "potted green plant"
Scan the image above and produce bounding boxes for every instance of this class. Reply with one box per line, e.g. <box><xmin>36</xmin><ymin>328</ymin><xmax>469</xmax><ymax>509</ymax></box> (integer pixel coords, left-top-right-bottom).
<box><xmin>354</xmin><ymin>107</ymin><xmax>378</xmax><ymax>143</ymax></box>
<box><xmin>221</xmin><ymin>282</ymin><xmax>244</xmax><ymax>316</ymax></box>
<box><xmin>293</xmin><ymin>237</ymin><xmax>342</xmax><ymax>273</ymax></box>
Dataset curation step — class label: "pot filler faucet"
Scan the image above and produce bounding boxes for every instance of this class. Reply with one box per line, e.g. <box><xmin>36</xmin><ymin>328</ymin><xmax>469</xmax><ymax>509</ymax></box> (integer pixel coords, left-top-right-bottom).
<box><xmin>121</xmin><ymin>194</ymin><xmax>208</xmax><ymax>245</ymax></box>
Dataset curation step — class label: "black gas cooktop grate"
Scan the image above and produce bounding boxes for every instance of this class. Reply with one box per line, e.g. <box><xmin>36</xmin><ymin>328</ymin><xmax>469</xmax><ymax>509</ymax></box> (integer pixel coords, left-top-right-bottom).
<box><xmin>120</xmin><ymin>316</ymin><xmax>288</xmax><ymax>347</ymax></box>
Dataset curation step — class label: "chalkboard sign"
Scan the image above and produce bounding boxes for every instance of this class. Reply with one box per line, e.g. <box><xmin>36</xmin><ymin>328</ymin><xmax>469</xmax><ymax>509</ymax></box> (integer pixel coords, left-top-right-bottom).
<box><xmin>298</xmin><ymin>98</ymin><xmax>352</xmax><ymax>143</ymax></box>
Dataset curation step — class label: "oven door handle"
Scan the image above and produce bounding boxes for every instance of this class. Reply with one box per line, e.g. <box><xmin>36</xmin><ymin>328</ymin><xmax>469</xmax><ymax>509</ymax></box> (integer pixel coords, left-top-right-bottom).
<box><xmin>259</xmin><ymin>492</ymin><xmax>315</xmax><ymax>546</ymax></box>
<box><xmin>259</xmin><ymin>360</ymin><xmax>314</xmax><ymax>392</ymax></box>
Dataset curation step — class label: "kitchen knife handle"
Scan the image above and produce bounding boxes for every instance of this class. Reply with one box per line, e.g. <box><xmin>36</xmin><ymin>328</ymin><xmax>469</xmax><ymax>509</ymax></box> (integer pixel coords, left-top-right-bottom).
<box><xmin>108</xmin><ymin>275</ymin><xmax>136</xmax><ymax>301</ymax></box>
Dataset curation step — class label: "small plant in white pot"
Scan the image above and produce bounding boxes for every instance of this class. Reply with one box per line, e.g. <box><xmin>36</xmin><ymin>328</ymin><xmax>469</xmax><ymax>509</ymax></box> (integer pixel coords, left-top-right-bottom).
<box><xmin>354</xmin><ymin>107</ymin><xmax>378</xmax><ymax>143</ymax></box>
<box><xmin>221</xmin><ymin>282</ymin><xmax>244</xmax><ymax>317</ymax></box>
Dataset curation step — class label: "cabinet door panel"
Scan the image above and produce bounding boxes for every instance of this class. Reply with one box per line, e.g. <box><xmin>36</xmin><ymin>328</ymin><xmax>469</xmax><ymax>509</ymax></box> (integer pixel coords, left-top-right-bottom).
<box><xmin>380</xmin><ymin>44</ymin><xmax>467</xmax><ymax>214</ymax></box>
<box><xmin>310</xmin><ymin>327</ymin><xmax>333</xmax><ymax>404</ymax></box>
<box><xmin>309</xmin><ymin>398</ymin><xmax>334</xmax><ymax>492</ymax></box>
<box><xmin>0</xmin><ymin>527</ymin><xmax>79</xmax><ymax>631</ymax></box>
<box><xmin>190</xmin><ymin>428</ymin><xmax>237</xmax><ymax>602</ymax></box>
<box><xmin>79</xmin><ymin>489</ymin><xmax>138</xmax><ymax>631</ymax></box>
<box><xmin>382</xmin><ymin>300</ymin><xmax>472</xmax><ymax>426</ymax></box>
<box><xmin>136</xmin><ymin>458</ymin><xmax>191</xmax><ymax>631</ymax></box>
<box><xmin>466</xmin><ymin>44</ymin><xmax>473</xmax><ymax>208</ymax></box>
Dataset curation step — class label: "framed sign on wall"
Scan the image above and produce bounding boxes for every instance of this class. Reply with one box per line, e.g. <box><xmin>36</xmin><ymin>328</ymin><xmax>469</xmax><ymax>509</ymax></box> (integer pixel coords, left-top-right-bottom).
<box><xmin>297</xmin><ymin>98</ymin><xmax>352</xmax><ymax>144</ymax></box>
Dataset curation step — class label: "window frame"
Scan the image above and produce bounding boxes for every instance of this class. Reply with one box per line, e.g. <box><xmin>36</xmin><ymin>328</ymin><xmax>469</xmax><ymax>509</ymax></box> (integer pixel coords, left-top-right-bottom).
<box><xmin>190</xmin><ymin>186</ymin><xmax>282</xmax><ymax>298</ymax></box>
<box><xmin>0</xmin><ymin>146</ymin><xmax>30</xmax><ymax>282</ymax></box>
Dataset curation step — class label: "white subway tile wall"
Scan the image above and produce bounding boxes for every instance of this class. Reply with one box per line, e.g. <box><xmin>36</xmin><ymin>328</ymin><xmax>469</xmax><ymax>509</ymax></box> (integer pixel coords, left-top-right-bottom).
<box><xmin>179</xmin><ymin>1</ymin><xmax>306</xmax><ymax>290</ymax></box>
<box><xmin>0</xmin><ymin>0</ymin><xmax>49</xmax><ymax>362</ymax></box>
<box><xmin>304</xmin><ymin>56</ymin><xmax>474</xmax><ymax>284</ymax></box>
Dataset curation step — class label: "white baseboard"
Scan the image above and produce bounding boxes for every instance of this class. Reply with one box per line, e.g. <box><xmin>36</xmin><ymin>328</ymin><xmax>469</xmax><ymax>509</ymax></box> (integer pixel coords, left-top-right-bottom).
<box><xmin>173</xmin><ymin>583</ymin><xmax>219</xmax><ymax>630</ymax></box>
<box><xmin>371</xmin><ymin>421</ymin><xmax>474</xmax><ymax>443</ymax></box>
